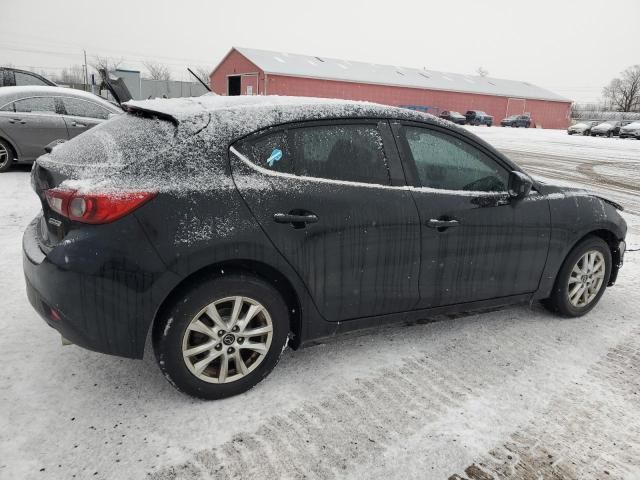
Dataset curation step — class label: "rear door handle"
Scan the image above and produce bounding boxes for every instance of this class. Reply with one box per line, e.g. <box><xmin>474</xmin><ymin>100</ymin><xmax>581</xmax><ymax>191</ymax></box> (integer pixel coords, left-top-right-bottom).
<box><xmin>9</xmin><ymin>118</ymin><xmax>26</xmax><ymax>124</ymax></box>
<box><xmin>273</xmin><ymin>212</ymin><xmax>318</xmax><ymax>227</ymax></box>
<box><xmin>71</xmin><ymin>121</ymin><xmax>86</xmax><ymax>127</ymax></box>
<box><xmin>426</xmin><ymin>218</ymin><xmax>460</xmax><ymax>229</ymax></box>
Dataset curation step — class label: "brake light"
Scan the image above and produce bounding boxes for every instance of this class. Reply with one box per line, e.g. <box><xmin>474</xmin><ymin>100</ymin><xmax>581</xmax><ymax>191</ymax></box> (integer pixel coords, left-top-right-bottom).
<box><xmin>44</xmin><ymin>188</ymin><xmax>156</xmax><ymax>224</ymax></box>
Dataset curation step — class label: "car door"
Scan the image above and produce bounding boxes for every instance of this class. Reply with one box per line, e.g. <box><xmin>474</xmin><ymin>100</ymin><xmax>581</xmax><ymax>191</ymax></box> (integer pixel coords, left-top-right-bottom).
<box><xmin>230</xmin><ymin>119</ymin><xmax>421</xmax><ymax>322</ymax></box>
<box><xmin>59</xmin><ymin>97</ymin><xmax>111</xmax><ymax>138</ymax></box>
<box><xmin>0</xmin><ymin>96</ymin><xmax>69</xmax><ymax>161</ymax></box>
<box><xmin>393</xmin><ymin>121</ymin><xmax>550</xmax><ymax>308</ymax></box>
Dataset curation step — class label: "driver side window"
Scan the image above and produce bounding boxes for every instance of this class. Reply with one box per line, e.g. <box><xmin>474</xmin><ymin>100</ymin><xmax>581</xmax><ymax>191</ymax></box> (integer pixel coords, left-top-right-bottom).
<box><xmin>403</xmin><ymin>126</ymin><xmax>508</xmax><ymax>192</ymax></box>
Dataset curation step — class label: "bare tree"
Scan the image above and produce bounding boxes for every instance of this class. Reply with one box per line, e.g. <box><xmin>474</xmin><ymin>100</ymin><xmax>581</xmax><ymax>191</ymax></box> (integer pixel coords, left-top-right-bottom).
<box><xmin>476</xmin><ymin>66</ymin><xmax>489</xmax><ymax>77</ymax></box>
<box><xmin>602</xmin><ymin>65</ymin><xmax>640</xmax><ymax>112</ymax></box>
<box><xmin>55</xmin><ymin>64</ymin><xmax>85</xmax><ymax>85</ymax></box>
<box><xmin>143</xmin><ymin>60</ymin><xmax>171</xmax><ymax>81</ymax></box>
<box><xmin>194</xmin><ymin>66</ymin><xmax>212</xmax><ymax>82</ymax></box>
<box><xmin>90</xmin><ymin>55</ymin><xmax>123</xmax><ymax>74</ymax></box>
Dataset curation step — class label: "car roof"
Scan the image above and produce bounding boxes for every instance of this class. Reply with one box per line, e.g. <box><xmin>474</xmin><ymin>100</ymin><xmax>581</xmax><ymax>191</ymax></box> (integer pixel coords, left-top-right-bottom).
<box><xmin>124</xmin><ymin>94</ymin><xmax>454</xmax><ymax>128</ymax></box>
<box><xmin>0</xmin><ymin>86</ymin><xmax>121</xmax><ymax>110</ymax></box>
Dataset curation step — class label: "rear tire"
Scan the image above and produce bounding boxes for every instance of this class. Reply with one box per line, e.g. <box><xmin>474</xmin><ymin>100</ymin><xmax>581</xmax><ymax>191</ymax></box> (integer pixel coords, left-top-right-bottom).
<box><xmin>0</xmin><ymin>139</ymin><xmax>14</xmax><ymax>173</ymax></box>
<box><xmin>542</xmin><ymin>236</ymin><xmax>611</xmax><ymax>317</ymax></box>
<box><xmin>153</xmin><ymin>273</ymin><xmax>290</xmax><ymax>400</ymax></box>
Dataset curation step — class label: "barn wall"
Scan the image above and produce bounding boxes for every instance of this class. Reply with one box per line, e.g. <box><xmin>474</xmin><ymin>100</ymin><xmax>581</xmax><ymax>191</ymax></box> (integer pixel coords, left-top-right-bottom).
<box><xmin>265</xmin><ymin>75</ymin><xmax>571</xmax><ymax>129</ymax></box>
<box><xmin>210</xmin><ymin>49</ymin><xmax>265</xmax><ymax>95</ymax></box>
<box><xmin>210</xmin><ymin>50</ymin><xmax>571</xmax><ymax>129</ymax></box>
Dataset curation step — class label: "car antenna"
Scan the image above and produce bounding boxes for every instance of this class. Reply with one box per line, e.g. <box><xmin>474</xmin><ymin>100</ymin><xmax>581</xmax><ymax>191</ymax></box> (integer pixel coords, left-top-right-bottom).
<box><xmin>187</xmin><ymin>68</ymin><xmax>211</xmax><ymax>92</ymax></box>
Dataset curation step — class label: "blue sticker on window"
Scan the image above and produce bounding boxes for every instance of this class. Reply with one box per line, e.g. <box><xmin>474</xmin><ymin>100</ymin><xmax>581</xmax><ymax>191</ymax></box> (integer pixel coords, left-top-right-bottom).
<box><xmin>266</xmin><ymin>148</ymin><xmax>283</xmax><ymax>167</ymax></box>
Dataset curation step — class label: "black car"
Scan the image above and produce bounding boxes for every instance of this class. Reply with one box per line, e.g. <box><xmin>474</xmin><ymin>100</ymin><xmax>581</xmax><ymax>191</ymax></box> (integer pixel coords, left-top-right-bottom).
<box><xmin>1</xmin><ymin>67</ymin><xmax>56</xmax><ymax>87</ymax></box>
<box><xmin>439</xmin><ymin>110</ymin><xmax>466</xmax><ymax>124</ymax></box>
<box><xmin>501</xmin><ymin>115</ymin><xmax>531</xmax><ymax>128</ymax></box>
<box><xmin>590</xmin><ymin>121</ymin><xmax>627</xmax><ymax>137</ymax></box>
<box><xmin>24</xmin><ymin>96</ymin><xmax>627</xmax><ymax>400</ymax></box>
<box><xmin>465</xmin><ymin>110</ymin><xmax>493</xmax><ymax>126</ymax></box>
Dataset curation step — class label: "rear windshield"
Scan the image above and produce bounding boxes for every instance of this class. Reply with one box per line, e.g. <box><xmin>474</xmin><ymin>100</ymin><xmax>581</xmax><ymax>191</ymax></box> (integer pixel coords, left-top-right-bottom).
<box><xmin>47</xmin><ymin>113</ymin><xmax>177</xmax><ymax>167</ymax></box>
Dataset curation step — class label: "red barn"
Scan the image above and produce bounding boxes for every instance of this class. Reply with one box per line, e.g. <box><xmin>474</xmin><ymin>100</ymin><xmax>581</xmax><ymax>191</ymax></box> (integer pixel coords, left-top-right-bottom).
<box><xmin>210</xmin><ymin>47</ymin><xmax>572</xmax><ymax>129</ymax></box>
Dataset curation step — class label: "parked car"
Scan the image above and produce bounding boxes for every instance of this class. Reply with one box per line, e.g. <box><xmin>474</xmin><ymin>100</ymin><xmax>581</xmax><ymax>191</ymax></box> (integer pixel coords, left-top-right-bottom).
<box><xmin>0</xmin><ymin>86</ymin><xmax>122</xmax><ymax>172</ymax></box>
<box><xmin>590</xmin><ymin>121</ymin><xmax>625</xmax><ymax>137</ymax></box>
<box><xmin>24</xmin><ymin>96</ymin><xmax>627</xmax><ymax>400</ymax></box>
<box><xmin>618</xmin><ymin>121</ymin><xmax>640</xmax><ymax>139</ymax></box>
<box><xmin>465</xmin><ymin>110</ymin><xmax>493</xmax><ymax>126</ymax></box>
<box><xmin>567</xmin><ymin>121</ymin><xmax>599</xmax><ymax>136</ymax></box>
<box><xmin>501</xmin><ymin>115</ymin><xmax>531</xmax><ymax>128</ymax></box>
<box><xmin>1</xmin><ymin>67</ymin><xmax>56</xmax><ymax>87</ymax></box>
<box><xmin>439</xmin><ymin>110</ymin><xmax>466</xmax><ymax>124</ymax></box>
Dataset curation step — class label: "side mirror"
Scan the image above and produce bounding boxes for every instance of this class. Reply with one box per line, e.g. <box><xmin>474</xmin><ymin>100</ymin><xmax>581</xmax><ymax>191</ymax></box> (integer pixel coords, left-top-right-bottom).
<box><xmin>508</xmin><ymin>171</ymin><xmax>533</xmax><ymax>199</ymax></box>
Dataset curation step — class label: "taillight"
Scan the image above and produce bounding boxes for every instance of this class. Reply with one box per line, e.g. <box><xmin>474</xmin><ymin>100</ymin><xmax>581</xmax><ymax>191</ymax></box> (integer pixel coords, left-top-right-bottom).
<box><xmin>44</xmin><ymin>188</ymin><xmax>156</xmax><ymax>224</ymax></box>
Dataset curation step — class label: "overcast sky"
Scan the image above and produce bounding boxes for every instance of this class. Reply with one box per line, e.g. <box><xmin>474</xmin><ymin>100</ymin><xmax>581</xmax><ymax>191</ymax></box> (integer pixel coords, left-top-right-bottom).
<box><xmin>2</xmin><ymin>0</ymin><xmax>639</xmax><ymax>103</ymax></box>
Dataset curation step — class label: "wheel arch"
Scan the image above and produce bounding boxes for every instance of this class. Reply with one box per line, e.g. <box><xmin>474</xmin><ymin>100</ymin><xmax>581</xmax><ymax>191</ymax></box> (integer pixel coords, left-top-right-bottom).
<box><xmin>150</xmin><ymin>259</ymin><xmax>303</xmax><ymax>351</ymax></box>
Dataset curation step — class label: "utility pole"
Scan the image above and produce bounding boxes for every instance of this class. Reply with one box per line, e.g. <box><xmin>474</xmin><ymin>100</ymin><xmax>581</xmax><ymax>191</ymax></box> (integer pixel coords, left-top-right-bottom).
<box><xmin>83</xmin><ymin>50</ymin><xmax>89</xmax><ymax>91</ymax></box>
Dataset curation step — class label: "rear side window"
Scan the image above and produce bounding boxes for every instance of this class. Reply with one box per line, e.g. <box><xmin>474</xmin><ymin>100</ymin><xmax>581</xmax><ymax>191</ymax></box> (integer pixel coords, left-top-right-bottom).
<box><xmin>14</xmin><ymin>71</ymin><xmax>49</xmax><ymax>86</ymax></box>
<box><xmin>13</xmin><ymin>97</ymin><xmax>56</xmax><ymax>113</ymax></box>
<box><xmin>403</xmin><ymin>126</ymin><xmax>508</xmax><ymax>192</ymax></box>
<box><xmin>291</xmin><ymin>124</ymin><xmax>390</xmax><ymax>185</ymax></box>
<box><xmin>236</xmin><ymin>123</ymin><xmax>391</xmax><ymax>186</ymax></box>
<box><xmin>61</xmin><ymin>97</ymin><xmax>112</xmax><ymax>120</ymax></box>
<box><xmin>237</xmin><ymin>130</ymin><xmax>293</xmax><ymax>174</ymax></box>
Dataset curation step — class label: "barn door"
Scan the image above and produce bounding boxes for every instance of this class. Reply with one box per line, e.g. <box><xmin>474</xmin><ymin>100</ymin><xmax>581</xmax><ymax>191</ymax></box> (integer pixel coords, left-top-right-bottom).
<box><xmin>506</xmin><ymin>98</ymin><xmax>526</xmax><ymax>117</ymax></box>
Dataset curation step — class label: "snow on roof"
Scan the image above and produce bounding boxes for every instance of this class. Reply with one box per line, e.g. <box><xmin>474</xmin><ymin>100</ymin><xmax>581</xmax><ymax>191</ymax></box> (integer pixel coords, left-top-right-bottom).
<box><xmin>233</xmin><ymin>47</ymin><xmax>571</xmax><ymax>103</ymax></box>
<box><xmin>124</xmin><ymin>93</ymin><xmax>428</xmax><ymax>124</ymax></box>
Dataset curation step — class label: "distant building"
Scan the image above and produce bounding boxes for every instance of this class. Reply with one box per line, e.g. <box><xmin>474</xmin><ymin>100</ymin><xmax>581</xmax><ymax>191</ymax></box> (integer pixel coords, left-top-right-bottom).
<box><xmin>210</xmin><ymin>47</ymin><xmax>572</xmax><ymax>129</ymax></box>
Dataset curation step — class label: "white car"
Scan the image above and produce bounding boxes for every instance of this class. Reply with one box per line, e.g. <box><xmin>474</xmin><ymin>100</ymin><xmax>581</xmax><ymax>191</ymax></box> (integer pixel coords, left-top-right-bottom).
<box><xmin>618</xmin><ymin>121</ymin><xmax>640</xmax><ymax>139</ymax></box>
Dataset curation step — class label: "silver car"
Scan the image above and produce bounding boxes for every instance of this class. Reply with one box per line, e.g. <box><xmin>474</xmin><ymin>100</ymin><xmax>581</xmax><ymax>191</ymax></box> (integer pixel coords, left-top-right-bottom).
<box><xmin>0</xmin><ymin>86</ymin><xmax>121</xmax><ymax>172</ymax></box>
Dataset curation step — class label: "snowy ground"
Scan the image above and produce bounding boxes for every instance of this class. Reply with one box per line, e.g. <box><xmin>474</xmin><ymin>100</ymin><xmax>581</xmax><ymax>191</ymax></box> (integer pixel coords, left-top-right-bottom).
<box><xmin>1</xmin><ymin>128</ymin><xmax>639</xmax><ymax>480</ymax></box>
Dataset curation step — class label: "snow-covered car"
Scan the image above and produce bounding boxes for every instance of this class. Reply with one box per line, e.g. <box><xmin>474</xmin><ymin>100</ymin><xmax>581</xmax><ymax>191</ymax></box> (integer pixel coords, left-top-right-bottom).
<box><xmin>438</xmin><ymin>110</ymin><xmax>466</xmax><ymax>125</ymax></box>
<box><xmin>24</xmin><ymin>95</ymin><xmax>627</xmax><ymax>400</ymax></box>
<box><xmin>567</xmin><ymin>121</ymin><xmax>598</xmax><ymax>136</ymax></box>
<box><xmin>618</xmin><ymin>121</ymin><xmax>640</xmax><ymax>139</ymax></box>
<box><xmin>465</xmin><ymin>110</ymin><xmax>493</xmax><ymax>126</ymax></box>
<box><xmin>590</xmin><ymin>121</ymin><xmax>625</xmax><ymax>137</ymax></box>
<box><xmin>0</xmin><ymin>86</ymin><xmax>122</xmax><ymax>172</ymax></box>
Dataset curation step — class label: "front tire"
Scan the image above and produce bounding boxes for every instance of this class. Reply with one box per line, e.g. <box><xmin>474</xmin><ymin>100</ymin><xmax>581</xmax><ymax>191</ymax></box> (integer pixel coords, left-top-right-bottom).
<box><xmin>542</xmin><ymin>236</ymin><xmax>611</xmax><ymax>317</ymax></box>
<box><xmin>154</xmin><ymin>273</ymin><xmax>290</xmax><ymax>400</ymax></box>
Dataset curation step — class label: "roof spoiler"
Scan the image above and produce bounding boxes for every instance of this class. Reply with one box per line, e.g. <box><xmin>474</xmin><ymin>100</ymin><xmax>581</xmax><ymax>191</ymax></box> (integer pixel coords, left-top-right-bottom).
<box><xmin>122</xmin><ymin>103</ymin><xmax>179</xmax><ymax>124</ymax></box>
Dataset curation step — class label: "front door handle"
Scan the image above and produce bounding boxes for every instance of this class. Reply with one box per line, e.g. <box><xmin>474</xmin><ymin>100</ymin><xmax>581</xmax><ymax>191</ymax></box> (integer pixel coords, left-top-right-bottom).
<box><xmin>71</xmin><ymin>121</ymin><xmax>86</xmax><ymax>127</ymax></box>
<box><xmin>8</xmin><ymin>118</ymin><xmax>26</xmax><ymax>124</ymax></box>
<box><xmin>426</xmin><ymin>218</ymin><xmax>460</xmax><ymax>230</ymax></box>
<box><xmin>273</xmin><ymin>212</ymin><xmax>318</xmax><ymax>228</ymax></box>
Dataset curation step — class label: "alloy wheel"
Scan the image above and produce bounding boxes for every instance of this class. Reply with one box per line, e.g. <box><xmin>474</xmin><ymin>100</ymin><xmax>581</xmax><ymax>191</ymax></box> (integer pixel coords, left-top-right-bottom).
<box><xmin>182</xmin><ymin>296</ymin><xmax>273</xmax><ymax>383</ymax></box>
<box><xmin>567</xmin><ymin>250</ymin><xmax>605</xmax><ymax>308</ymax></box>
<box><xmin>0</xmin><ymin>143</ymin><xmax>9</xmax><ymax>168</ymax></box>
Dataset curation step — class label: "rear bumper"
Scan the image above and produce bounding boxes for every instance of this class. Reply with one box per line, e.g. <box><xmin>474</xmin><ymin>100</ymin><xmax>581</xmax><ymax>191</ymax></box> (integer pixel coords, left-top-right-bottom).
<box><xmin>22</xmin><ymin>215</ymin><xmax>179</xmax><ymax>359</ymax></box>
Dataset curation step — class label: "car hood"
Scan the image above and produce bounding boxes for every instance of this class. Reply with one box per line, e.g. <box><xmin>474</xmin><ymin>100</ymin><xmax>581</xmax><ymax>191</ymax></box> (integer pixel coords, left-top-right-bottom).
<box><xmin>569</xmin><ymin>123</ymin><xmax>588</xmax><ymax>129</ymax></box>
<box><xmin>592</xmin><ymin>124</ymin><xmax>613</xmax><ymax>131</ymax></box>
<box><xmin>537</xmin><ymin>181</ymin><xmax>624</xmax><ymax>211</ymax></box>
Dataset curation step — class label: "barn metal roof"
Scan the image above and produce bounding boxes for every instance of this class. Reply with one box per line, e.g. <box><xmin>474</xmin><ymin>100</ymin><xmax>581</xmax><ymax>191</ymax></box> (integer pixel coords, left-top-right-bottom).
<box><xmin>234</xmin><ymin>47</ymin><xmax>571</xmax><ymax>103</ymax></box>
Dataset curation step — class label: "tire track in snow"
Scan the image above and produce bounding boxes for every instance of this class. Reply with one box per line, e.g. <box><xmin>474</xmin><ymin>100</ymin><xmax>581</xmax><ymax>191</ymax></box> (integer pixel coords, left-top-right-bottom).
<box><xmin>147</xmin><ymin>306</ymin><xmax>638</xmax><ymax>480</ymax></box>
<box><xmin>449</xmin><ymin>327</ymin><xmax>640</xmax><ymax>480</ymax></box>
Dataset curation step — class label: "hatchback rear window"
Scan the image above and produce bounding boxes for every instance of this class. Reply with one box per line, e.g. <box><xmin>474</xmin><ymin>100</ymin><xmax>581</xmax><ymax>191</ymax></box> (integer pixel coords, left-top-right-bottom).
<box><xmin>47</xmin><ymin>113</ymin><xmax>177</xmax><ymax>167</ymax></box>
